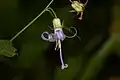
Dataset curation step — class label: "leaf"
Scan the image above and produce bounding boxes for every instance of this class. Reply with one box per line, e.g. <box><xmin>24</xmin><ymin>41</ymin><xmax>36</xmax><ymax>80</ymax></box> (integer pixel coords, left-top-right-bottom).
<box><xmin>0</xmin><ymin>40</ymin><xmax>17</xmax><ymax>57</ymax></box>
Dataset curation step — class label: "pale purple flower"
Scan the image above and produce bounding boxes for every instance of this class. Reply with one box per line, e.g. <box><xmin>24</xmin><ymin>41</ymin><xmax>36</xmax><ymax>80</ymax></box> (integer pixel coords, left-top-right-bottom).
<box><xmin>41</xmin><ymin>27</ymin><xmax>78</xmax><ymax>70</ymax></box>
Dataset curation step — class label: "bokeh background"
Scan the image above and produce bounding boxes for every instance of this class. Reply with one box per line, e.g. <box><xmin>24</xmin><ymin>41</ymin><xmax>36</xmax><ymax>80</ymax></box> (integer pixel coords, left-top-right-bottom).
<box><xmin>0</xmin><ymin>0</ymin><xmax>120</xmax><ymax>80</ymax></box>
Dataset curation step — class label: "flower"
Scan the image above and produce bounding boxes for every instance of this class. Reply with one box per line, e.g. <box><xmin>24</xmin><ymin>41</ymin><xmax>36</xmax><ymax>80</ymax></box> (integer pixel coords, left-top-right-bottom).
<box><xmin>41</xmin><ymin>18</ymin><xmax>78</xmax><ymax>70</ymax></box>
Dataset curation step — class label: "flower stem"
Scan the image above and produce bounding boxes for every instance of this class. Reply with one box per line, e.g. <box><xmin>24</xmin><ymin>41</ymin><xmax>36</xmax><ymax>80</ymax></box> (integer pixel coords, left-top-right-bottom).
<box><xmin>10</xmin><ymin>0</ymin><xmax>54</xmax><ymax>42</ymax></box>
<box><xmin>46</xmin><ymin>7</ymin><xmax>57</xmax><ymax>18</ymax></box>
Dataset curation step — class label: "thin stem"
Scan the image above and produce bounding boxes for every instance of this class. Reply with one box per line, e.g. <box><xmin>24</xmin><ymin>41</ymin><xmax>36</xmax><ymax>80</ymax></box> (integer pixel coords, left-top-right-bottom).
<box><xmin>46</xmin><ymin>9</ymin><xmax>55</xmax><ymax>18</ymax></box>
<box><xmin>84</xmin><ymin>0</ymin><xmax>88</xmax><ymax>6</ymax></box>
<box><xmin>10</xmin><ymin>0</ymin><xmax>54</xmax><ymax>42</ymax></box>
<box><xmin>46</xmin><ymin>7</ymin><xmax>57</xmax><ymax>18</ymax></box>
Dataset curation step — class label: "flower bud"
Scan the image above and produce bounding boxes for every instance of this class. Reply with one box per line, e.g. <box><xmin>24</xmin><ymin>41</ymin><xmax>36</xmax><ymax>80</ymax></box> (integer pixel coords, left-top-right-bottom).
<box><xmin>52</xmin><ymin>18</ymin><xmax>62</xmax><ymax>28</ymax></box>
<box><xmin>71</xmin><ymin>1</ymin><xmax>84</xmax><ymax>12</ymax></box>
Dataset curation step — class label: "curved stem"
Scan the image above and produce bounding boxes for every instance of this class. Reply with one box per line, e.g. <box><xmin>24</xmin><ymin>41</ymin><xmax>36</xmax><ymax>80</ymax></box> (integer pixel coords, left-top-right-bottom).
<box><xmin>69</xmin><ymin>0</ymin><xmax>72</xmax><ymax>3</ymax></box>
<box><xmin>10</xmin><ymin>0</ymin><xmax>54</xmax><ymax>42</ymax></box>
<box><xmin>46</xmin><ymin>7</ymin><xmax>57</xmax><ymax>18</ymax></box>
<box><xmin>84</xmin><ymin>0</ymin><xmax>88</xmax><ymax>6</ymax></box>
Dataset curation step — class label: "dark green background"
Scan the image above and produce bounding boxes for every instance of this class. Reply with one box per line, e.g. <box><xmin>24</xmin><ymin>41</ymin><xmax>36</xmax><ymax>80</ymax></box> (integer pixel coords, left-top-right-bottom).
<box><xmin>0</xmin><ymin>0</ymin><xmax>120</xmax><ymax>80</ymax></box>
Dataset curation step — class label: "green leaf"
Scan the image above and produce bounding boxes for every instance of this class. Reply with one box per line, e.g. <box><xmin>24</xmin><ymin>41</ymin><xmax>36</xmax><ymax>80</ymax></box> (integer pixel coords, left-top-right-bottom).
<box><xmin>0</xmin><ymin>40</ymin><xmax>17</xmax><ymax>57</ymax></box>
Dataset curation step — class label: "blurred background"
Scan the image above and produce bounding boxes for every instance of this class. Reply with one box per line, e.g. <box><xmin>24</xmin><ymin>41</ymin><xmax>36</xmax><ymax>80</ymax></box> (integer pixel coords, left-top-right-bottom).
<box><xmin>0</xmin><ymin>0</ymin><xmax>120</xmax><ymax>80</ymax></box>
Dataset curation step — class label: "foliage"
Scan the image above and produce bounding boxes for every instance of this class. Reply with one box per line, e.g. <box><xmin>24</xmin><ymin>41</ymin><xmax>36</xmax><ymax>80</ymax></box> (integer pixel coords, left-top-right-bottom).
<box><xmin>0</xmin><ymin>40</ymin><xmax>16</xmax><ymax>57</ymax></box>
